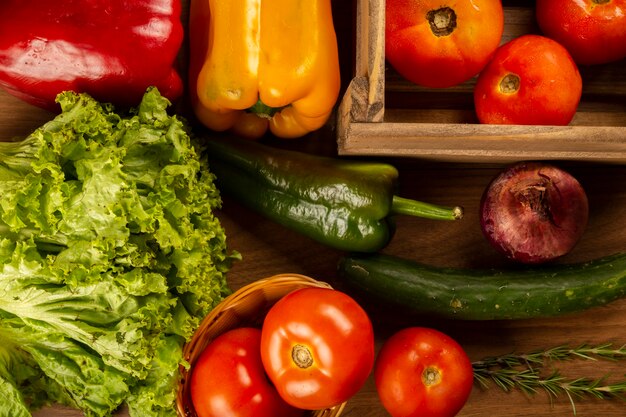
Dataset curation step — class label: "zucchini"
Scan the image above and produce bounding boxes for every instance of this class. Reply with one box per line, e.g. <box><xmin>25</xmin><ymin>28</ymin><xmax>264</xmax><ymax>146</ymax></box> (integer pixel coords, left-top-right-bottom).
<box><xmin>338</xmin><ymin>252</ymin><xmax>626</xmax><ymax>320</ymax></box>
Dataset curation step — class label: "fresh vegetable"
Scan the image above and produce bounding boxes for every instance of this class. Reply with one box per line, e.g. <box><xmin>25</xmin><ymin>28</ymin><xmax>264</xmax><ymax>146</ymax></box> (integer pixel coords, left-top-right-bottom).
<box><xmin>474</xmin><ymin>34</ymin><xmax>582</xmax><ymax>125</ymax></box>
<box><xmin>375</xmin><ymin>327</ymin><xmax>473</xmax><ymax>417</ymax></box>
<box><xmin>338</xmin><ymin>252</ymin><xmax>626</xmax><ymax>320</ymax></box>
<box><xmin>536</xmin><ymin>0</ymin><xmax>626</xmax><ymax>66</ymax></box>
<box><xmin>190</xmin><ymin>327</ymin><xmax>303</xmax><ymax>417</ymax></box>
<box><xmin>473</xmin><ymin>343</ymin><xmax>626</xmax><ymax>411</ymax></box>
<box><xmin>260</xmin><ymin>288</ymin><xmax>375</xmax><ymax>409</ymax></box>
<box><xmin>480</xmin><ymin>162</ymin><xmax>589</xmax><ymax>264</ymax></box>
<box><xmin>0</xmin><ymin>339</ymin><xmax>71</xmax><ymax>417</ymax></box>
<box><xmin>202</xmin><ymin>135</ymin><xmax>463</xmax><ymax>252</ymax></box>
<box><xmin>0</xmin><ymin>87</ymin><xmax>237</xmax><ymax>417</ymax></box>
<box><xmin>189</xmin><ymin>0</ymin><xmax>340</xmax><ymax>139</ymax></box>
<box><xmin>385</xmin><ymin>0</ymin><xmax>504</xmax><ymax>88</ymax></box>
<box><xmin>0</xmin><ymin>0</ymin><xmax>183</xmax><ymax>112</ymax></box>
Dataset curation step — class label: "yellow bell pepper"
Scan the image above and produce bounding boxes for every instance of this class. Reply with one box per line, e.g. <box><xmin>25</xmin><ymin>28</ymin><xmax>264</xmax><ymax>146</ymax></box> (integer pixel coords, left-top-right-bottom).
<box><xmin>189</xmin><ymin>0</ymin><xmax>341</xmax><ymax>139</ymax></box>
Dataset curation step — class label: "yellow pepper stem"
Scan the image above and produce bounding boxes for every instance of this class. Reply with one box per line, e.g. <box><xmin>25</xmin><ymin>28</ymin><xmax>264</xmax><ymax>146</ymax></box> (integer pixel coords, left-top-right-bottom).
<box><xmin>249</xmin><ymin>100</ymin><xmax>286</xmax><ymax>120</ymax></box>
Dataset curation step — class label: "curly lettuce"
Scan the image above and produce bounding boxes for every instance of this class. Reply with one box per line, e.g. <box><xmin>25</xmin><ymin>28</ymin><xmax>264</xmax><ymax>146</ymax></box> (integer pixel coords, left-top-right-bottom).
<box><xmin>0</xmin><ymin>87</ymin><xmax>238</xmax><ymax>417</ymax></box>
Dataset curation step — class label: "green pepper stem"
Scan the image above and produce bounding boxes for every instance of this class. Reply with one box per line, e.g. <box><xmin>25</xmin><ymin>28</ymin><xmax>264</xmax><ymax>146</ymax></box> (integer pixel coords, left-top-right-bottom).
<box><xmin>391</xmin><ymin>195</ymin><xmax>464</xmax><ymax>221</ymax></box>
<box><xmin>248</xmin><ymin>99</ymin><xmax>286</xmax><ymax>119</ymax></box>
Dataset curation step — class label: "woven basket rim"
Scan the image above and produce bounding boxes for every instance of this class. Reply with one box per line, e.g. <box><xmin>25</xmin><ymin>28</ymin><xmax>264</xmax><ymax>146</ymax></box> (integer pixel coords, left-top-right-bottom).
<box><xmin>175</xmin><ymin>273</ymin><xmax>345</xmax><ymax>417</ymax></box>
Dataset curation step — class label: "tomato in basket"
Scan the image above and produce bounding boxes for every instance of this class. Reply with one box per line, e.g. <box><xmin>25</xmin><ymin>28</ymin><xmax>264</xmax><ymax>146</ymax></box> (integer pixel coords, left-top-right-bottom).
<box><xmin>536</xmin><ymin>0</ymin><xmax>626</xmax><ymax>66</ymax></box>
<box><xmin>474</xmin><ymin>34</ymin><xmax>582</xmax><ymax>126</ymax></box>
<box><xmin>374</xmin><ymin>327</ymin><xmax>474</xmax><ymax>417</ymax></box>
<box><xmin>260</xmin><ymin>287</ymin><xmax>375</xmax><ymax>410</ymax></box>
<box><xmin>190</xmin><ymin>327</ymin><xmax>304</xmax><ymax>417</ymax></box>
<box><xmin>385</xmin><ymin>0</ymin><xmax>504</xmax><ymax>88</ymax></box>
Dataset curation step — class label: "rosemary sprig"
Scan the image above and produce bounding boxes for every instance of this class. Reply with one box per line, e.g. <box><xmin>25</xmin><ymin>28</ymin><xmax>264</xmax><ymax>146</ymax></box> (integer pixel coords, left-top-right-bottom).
<box><xmin>472</xmin><ymin>343</ymin><xmax>626</xmax><ymax>414</ymax></box>
<box><xmin>473</xmin><ymin>343</ymin><xmax>626</xmax><ymax>369</ymax></box>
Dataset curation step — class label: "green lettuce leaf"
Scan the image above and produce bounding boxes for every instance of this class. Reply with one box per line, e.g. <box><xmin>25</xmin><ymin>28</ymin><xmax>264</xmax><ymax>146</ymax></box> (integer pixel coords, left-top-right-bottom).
<box><xmin>0</xmin><ymin>87</ymin><xmax>238</xmax><ymax>416</ymax></box>
<box><xmin>0</xmin><ymin>332</ymin><xmax>69</xmax><ymax>417</ymax></box>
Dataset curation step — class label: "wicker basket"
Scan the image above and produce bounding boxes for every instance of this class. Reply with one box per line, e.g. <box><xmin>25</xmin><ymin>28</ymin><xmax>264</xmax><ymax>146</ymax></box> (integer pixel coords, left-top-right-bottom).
<box><xmin>176</xmin><ymin>273</ymin><xmax>347</xmax><ymax>417</ymax></box>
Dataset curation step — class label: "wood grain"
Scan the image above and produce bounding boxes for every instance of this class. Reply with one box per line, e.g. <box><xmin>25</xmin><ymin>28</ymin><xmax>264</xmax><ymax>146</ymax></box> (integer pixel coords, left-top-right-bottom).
<box><xmin>2</xmin><ymin>0</ymin><xmax>625</xmax><ymax>416</ymax></box>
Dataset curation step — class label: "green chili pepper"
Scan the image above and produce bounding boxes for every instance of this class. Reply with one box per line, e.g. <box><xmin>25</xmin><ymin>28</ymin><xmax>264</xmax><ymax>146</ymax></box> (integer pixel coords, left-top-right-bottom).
<box><xmin>203</xmin><ymin>135</ymin><xmax>463</xmax><ymax>252</ymax></box>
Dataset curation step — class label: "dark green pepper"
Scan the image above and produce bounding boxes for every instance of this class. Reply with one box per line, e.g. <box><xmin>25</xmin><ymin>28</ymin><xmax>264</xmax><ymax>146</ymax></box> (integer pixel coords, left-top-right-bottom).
<box><xmin>202</xmin><ymin>135</ymin><xmax>463</xmax><ymax>252</ymax></box>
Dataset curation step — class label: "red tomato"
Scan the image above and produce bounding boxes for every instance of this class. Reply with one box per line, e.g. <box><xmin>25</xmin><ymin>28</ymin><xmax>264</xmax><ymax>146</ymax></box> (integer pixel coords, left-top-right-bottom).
<box><xmin>374</xmin><ymin>327</ymin><xmax>474</xmax><ymax>417</ymax></box>
<box><xmin>190</xmin><ymin>327</ymin><xmax>303</xmax><ymax>417</ymax></box>
<box><xmin>260</xmin><ymin>288</ymin><xmax>375</xmax><ymax>410</ymax></box>
<box><xmin>536</xmin><ymin>0</ymin><xmax>626</xmax><ymax>66</ymax></box>
<box><xmin>474</xmin><ymin>34</ymin><xmax>583</xmax><ymax>125</ymax></box>
<box><xmin>386</xmin><ymin>0</ymin><xmax>504</xmax><ymax>88</ymax></box>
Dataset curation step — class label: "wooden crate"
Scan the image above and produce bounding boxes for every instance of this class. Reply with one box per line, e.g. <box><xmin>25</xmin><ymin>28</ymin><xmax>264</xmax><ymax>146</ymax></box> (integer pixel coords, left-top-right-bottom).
<box><xmin>337</xmin><ymin>0</ymin><xmax>626</xmax><ymax>163</ymax></box>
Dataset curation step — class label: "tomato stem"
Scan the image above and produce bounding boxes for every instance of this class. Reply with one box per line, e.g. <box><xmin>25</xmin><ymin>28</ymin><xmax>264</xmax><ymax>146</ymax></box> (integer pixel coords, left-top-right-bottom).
<box><xmin>291</xmin><ymin>344</ymin><xmax>314</xmax><ymax>369</ymax></box>
<box><xmin>422</xmin><ymin>366</ymin><xmax>442</xmax><ymax>387</ymax></box>
<box><xmin>499</xmin><ymin>74</ymin><xmax>520</xmax><ymax>94</ymax></box>
<box><xmin>426</xmin><ymin>7</ymin><xmax>457</xmax><ymax>37</ymax></box>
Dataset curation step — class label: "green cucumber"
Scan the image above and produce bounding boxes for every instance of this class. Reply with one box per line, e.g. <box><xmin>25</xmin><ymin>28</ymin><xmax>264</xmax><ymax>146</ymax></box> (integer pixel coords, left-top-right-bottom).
<box><xmin>338</xmin><ymin>252</ymin><xmax>626</xmax><ymax>320</ymax></box>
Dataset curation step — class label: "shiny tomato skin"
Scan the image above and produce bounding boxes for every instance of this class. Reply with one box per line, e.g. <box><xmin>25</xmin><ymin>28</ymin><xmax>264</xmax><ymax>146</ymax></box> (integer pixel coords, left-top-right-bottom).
<box><xmin>190</xmin><ymin>327</ymin><xmax>303</xmax><ymax>417</ymax></box>
<box><xmin>474</xmin><ymin>34</ymin><xmax>582</xmax><ymax>125</ymax></box>
<box><xmin>386</xmin><ymin>0</ymin><xmax>504</xmax><ymax>88</ymax></box>
<box><xmin>374</xmin><ymin>327</ymin><xmax>474</xmax><ymax>417</ymax></box>
<box><xmin>260</xmin><ymin>288</ymin><xmax>375</xmax><ymax>410</ymax></box>
<box><xmin>536</xmin><ymin>0</ymin><xmax>626</xmax><ymax>66</ymax></box>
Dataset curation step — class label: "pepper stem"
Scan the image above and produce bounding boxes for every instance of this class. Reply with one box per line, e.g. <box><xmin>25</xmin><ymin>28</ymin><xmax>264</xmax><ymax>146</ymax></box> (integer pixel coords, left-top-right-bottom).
<box><xmin>390</xmin><ymin>195</ymin><xmax>464</xmax><ymax>221</ymax></box>
<box><xmin>248</xmin><ymin>99</ymin><xmax>286</xmax><ymax>119</ymax></box>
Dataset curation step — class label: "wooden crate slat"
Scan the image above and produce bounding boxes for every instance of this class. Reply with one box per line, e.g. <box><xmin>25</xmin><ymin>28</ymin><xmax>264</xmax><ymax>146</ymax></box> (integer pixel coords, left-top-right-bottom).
<box><xmin>337</xmin><ymin>0</ymin><xmax>626</xmax><ymax>163</ymax></box>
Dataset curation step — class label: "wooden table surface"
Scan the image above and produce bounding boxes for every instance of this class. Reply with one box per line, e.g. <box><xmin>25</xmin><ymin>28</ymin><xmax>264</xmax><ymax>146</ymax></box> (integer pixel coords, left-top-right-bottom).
<box><xmin>1</xmin><ymin>2</ymin><xmax>625</xmax><ymax>416</ymax></box>
<box><xmin>4</xmin><ymin>87</ymin><xmax>626</xmax><ymax>417</ymax></box>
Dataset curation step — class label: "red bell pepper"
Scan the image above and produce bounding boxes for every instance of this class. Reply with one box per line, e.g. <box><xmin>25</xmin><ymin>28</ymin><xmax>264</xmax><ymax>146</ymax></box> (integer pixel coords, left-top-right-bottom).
<box><xmin>0</xmin><ymin>0</ymin><xmax>184</xmax><ymax>111</ymax></box>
